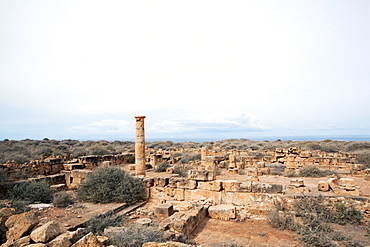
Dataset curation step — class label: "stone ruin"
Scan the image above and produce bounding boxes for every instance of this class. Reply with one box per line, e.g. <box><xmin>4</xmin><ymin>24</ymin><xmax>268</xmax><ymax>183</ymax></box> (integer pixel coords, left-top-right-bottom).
<box><xmin>1</xmin><ymin>116</ymin><xmax>370</xmax><ymax>246</ymax></box>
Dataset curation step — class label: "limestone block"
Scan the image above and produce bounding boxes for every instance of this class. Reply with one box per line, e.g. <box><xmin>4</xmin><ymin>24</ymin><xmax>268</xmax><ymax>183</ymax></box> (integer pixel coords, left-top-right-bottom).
<box><xmin>290</xmin><ymin>179</ymin><xmax>304</xmax><ymax>188</ymax></box>
<box><xmin>339</xmin><ymin>178</ymin><xmax>356</xmax><ymax>191</ymax></box>
<box><xmin>222</xmin><ymin>180</ymin><xmax>252</xmax><ymax>192</ymax></box>
<box><xmin>155</xmin><ymin>204</ymin><xmax>174</xmax><ymax>218</ymax></box>
<box><xmin>30</xmin><ymin>221</ymin><xmax>61</xmax><ymax>243</ymax></box>
<box><xmin>184</xmin><ymin>189</ymin><xmax>222</xmax><ymax>204</ymax></box>
<box><xmin>4</xmin><ymin>235</ymin><xmax>31</xmax><ymax>247</ymax></box>
<box><xmin>136</xmin><ymin>218</ymin><xmax>152</xmax><ymax>226</ymax></box>
<box><xmin>364</xmin><ymin>174</ymin><xmax>370</xmax><ymax>181</ymax></box>
<box><xmin>208</xmin><ymin>205</ymin><xmax>236</xmax><ymax>220</ymax></box>
<box><xmin>144</xmin><ymin>178</ymin><xmax>154</xmax><ymax>187</ymax></box>
<box><xmin>24</xmin><ymin>244</ymin><xmax>47</xmax><ymax>247</ymax></box>
<box><xmin>153</xmin><ymin>177</ymin><xmax>169</xmax><ymax>187</ymax></box>
<box><xmin>188</xmin><ymin>170</ymin><xmax>215</xmax><ymax>181</ymax></box>
<box><xmin>6</xmin><ymin>212</ymin><xmax>39</xmax><ymax>242</ymax></box>
<box><xmin>168</xmin><ymin>178</ymin><xmax>197</xmax><ymax>190</ymax></box>
<box><xmin>0</xmin><ymin>207</ymin><xmax>16</xmax><ymax>224</ymax></box>
<box><xmin>327</xmin><ymin>177</ymin><xmax>340</xmax><ymax>190</ymax></box>
<box><xmin>174</xmin><ymin>189</ymin><xmax>185</xmax><ymax>201</ymax></box>
<box><xmin>245</xmin><ymin>167</ymin><xmax>259</xmax><ymax>177</ymax></box>
<box><xmin>228</xmin><ymin>168</ymin><xmax>238</xmax><ymax>174</ymax></box>
<box><xmin>48</xmin><ymin>232</ymin><xmax>72</xmax><ymax>247</ymax></box>
<box><xmin>63</xmin><ymin>164</ymin><xmax>85</xmax><ymax>171</ymax></box>
<box><xmin>197</xmin><ymin>180</ymin><xmax>222</xmax><ymax>191</ymax></box>
<box><xmin>259</xmin><ymin>167</ymin><xmax>270</xmax><ymax>175</ymax></box>
<box><xmin>318</xmin><ymin>181</ymin><xmax>330</xmax><ymax>192</ymax></box>
<box><xmin>71</xmin><ymin>232</ymin><xmax>102</xmax><ymax>247</ymax></box>
<box><xmin>251</xmin><ymin>183</ymin><xmax>282</xmax><ymax>193</ymax></box>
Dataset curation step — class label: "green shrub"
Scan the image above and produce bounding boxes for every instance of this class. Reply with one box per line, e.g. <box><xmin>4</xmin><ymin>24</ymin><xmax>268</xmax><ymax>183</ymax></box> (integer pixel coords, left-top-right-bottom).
<box><xmin>181</xmin><ymin>153</ymin><xmax>201</xmax><ymax>164</ymax></box>
<box><xmin>355</xmin><ymin>149</ymin><xmax>370</xmax><ymax>169</ymax></box>
<box><xmin>267</xmin><ymin>210</ymin><xmax>295</xmax><ymax>230</ymax></box>
<box><xmin>87</xmin><ymin>212</ymin><xmax>124</xmax><ymax>235</ymax></box>
<box><xmin>284</xmin><ymin>170</ymin><xmax>297</xmax><ymax>177</ymax></box>
<box><xmin>154</xmin><ymin>161</ymin><xmax>170</xmax><ymax>172</ymax></box>
<box><xmin>77</xmin><ymin>166</ymin><xmax>146</xmax><ymax>204</ymax></box>
<box><xmin>299</xmin><ymin>166</ymin><xmax>326</xmax><ymax>177</ymax></box>
<box><xmin>11</xmin><ymin>200</ymin><xmax>31</xmax><ymax>213</ymax></box>
<box><xmin>173</xmin><ymin>164</ymin><xmax>193</xmax><ymax>177</ymax></box>
<box><xmin>330</xmin><ymin>202</ymin><xmax>362</xmax><ymax>225</ymax></box>
<box><xmin>53</xmin><ymin>191</ymin><xmax>74</xmax><ymax>207</ymax></box>
<box><xmin>108</xmin><ymin>224</ymin><xmax>163</xmax><ymax>247</ymax></box>
<box><xmin>9</xmin><ymin>180</ymin><xmax>53</xmax><ymax>202</ymax></box>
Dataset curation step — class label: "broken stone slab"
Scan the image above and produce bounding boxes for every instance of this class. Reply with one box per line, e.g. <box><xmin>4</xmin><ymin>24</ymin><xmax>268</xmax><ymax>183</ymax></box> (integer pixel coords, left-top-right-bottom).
<box><xmin>71</xmin><ymin>232</ymin><xmax>102</xmax><ymax>247</ymax></box>
<box><xmin>153</xmin><ymin>177</ymin><xmax>169</xmax><ymax>187</ymax></box>
<box><xmin>208</xmin><ymin>205</ymin><xmax>236</xmax><ymax>220</ymax></box>
<box><xmin>5</xmin><ymin>212</ymin><xmax>39</xmax><ymax>242</ymax></box>
<box><xmin>136</xmin><ymin>218</ymin><xmax>152</xmax><ymax>226</ymax></box>
<box><xmin>187</xmin><ymin>170</ymin><xmax>215</xmax><ymax>181</ymax></box>
<box><xmin>155</xmin><ymin>204</ymin><xmax>174</xmax><ymax>218</ymax></box>
<box><xmin>197</xmin><ymin>180</ymin><xmax>222</xmax><ymax>191</ymax></box>
<box><xmin>0</xmin><ymin>208</ymin><xmax>16</xmax><ymax>224</ymax></box>
<box><xmin>47</xmin><ymin>232</ymin><xmax>72</xmax><ymax>247</ymax></box>
<box><xmin>3</xmin><ymin>235</ymin><xmax>31</xmax><ymax>247</ymax></box>
<box><xmin>168</xmin><ymin>178</ymin><xmax>197</xmax><ymax>190</ymax></box>
<box><xmin>222</xmin><ymin>180</ymin><xmax>252</xmax><ymax>192</ymax></box>
<box><xmin>24</xmin><ymin>244</ymin><xmax>47</xmax><ymax>247</ymax></box>
<box><xmin>30</xmin><ymin>221</ymin><xmax>61</xmax><ymax>243</ymax></box>
<box><xmin>289</xmin><ymin>179</ymin><xmax>304</xmax><ymax>188</ymax></box>
<box><xmin>251</xmin><ymin>183</ymin><xmax>282</xmax><ymax>193</ymax></box>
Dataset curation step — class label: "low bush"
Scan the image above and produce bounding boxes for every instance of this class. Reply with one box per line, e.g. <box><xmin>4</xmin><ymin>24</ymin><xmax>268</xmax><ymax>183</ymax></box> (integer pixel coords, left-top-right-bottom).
<box><xmin>9</xmin><ymin>180</ymin><xmax>53</xmax><ymax>202</ymax></box>
<box><xmin>181</xmin><ymin>152</ymin><xmax>201</xmax><ymax>164</ymax></box>
<box><xmin>269</xmin><ymin>196</ymin><xmax>364</xmax><ymax>247</ymax></box>
<box><xmin>77</xmin><ymin>166</ymin><xmax>146</xmax><ymax>204</ymax></box>
<box><xmin>299</xmin><ymin>166</ymin><xmax>337</xmax><ymax>178</ymax></box>
<box><xmin>108</xmin><ymin>224</ymin><xmax>163</xmax><ymax>247</ymax></box>
<box><xmin>53</xmin><ymin>191</ymin><xmax>74</xmax><ymax>207</ymax></box>
<box><xmin>11</xmin><ymin>200</ymin><xmax>31</xmax><ymax>213</ymax></box>
<box><xmin>154</xmin><ymin>161</ymin><xmax>170</xmax><ymax>172</ymax></box>
<box><xmin>87</xmin><ymin>212</ymin><xmax>124</xmax><ymax>235</ymax></box>
<box><xmin>173</xmin><ymin>164</ymin><xmax>193</xmax><ymax>177</ymax></box>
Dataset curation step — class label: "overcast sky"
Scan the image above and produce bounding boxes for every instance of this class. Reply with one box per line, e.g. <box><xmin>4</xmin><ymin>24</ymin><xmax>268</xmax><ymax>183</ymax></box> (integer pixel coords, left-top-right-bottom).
<box><xmin>0</xmin><ymin>1</ymin><xmax>369</xmax><ymax>141</ymax></box>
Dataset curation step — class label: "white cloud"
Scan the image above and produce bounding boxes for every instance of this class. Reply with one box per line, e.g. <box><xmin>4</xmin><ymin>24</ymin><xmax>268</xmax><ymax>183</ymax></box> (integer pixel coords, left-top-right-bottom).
<box><xmin>148</xmin><ymin>111</ymin><xmax>267</xmax><ymax>134</ymax></box>
<box><xmin>69</xmin><ymin>119</ymin><xmax>132</xmax><ymax>134</ymax></box>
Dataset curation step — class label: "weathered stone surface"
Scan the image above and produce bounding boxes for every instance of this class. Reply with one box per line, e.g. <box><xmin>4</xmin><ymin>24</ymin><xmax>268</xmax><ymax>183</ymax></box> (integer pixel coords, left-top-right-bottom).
<box><xmin>168</xmin><ymin>178</ymin><xmax>196</xmax><ymax>190</ymax></box>
<box><xmin>30</xmin><ymin>221</ymin><xmax>60</xmax><ymax>243</ymax></box>
<box><xmin>197</xmin><ymin>181</ymin><xmax>222</xmax><ymax>191</ymax></box>
<box><xmin>290</xmin><ymin>179</ymin><xmax>304</xmax><ymax>188</ymax></box>
<box><xmin>0</xmin><ymin>208</ymin><xmax>16</xmax><ymax>225</ymax></box>
<box><xmin>47</xmin><ymin>232</ymin><xmax>72</xmax><ymax>247</ymax></box>
<box><xmin>251</xmin><ymin>183</ymin><xmax>282</xmax><ymax>193</ymax></box>
<box><xmin>222</xmin><ymin>180</ymin><xmax>252</xmax><ymax>192</ymax></box>
<box><xmin>4</xmin><ymin>235</ymin><xmax>31</xmax><ymax>247</ymax></box>
<box><xmin>187</xmin><ymin>170</ymin><xmax>214</xmax><ymax>181</ymax></box>
<box><xmin>318</xmin><ymin>181</ymin><xmax>330</xmax><ymax>191</ymax></box>
<box><xmin>153</xmin><ymin>177</ymin><xmax>169</xmax><ymax>187</ymax></box>
<box><xmin>135</xmin><ymin>218</ymin><xmax>152</xmax><ymax>226</ymax></box>
<box><xmin>155</xmin><ymin>204</ymin><xmax>174</xmax><ymax>218</ymax></box>
<box><xmin>208</xmin><ymin>205</ymin><xmax>236</xmax><ymax>220</ymax></box>
<box><xmin>24</xmin><ymin>244</ymin><xmax>47</xmax><ymax>247</ymax></box>
<box><xmin>6</xmin><ymin>212</ymin><xmax>39</xmax><ymax>242</ymax></box>
<box><xmin>71</xmin><ymin>232</ymin><xmax>102</xmax><ymax>247</ymax></box>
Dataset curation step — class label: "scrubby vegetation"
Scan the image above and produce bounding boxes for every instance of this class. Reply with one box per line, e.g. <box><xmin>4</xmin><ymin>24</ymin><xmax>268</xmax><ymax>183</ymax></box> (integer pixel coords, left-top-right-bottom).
<box><xmin>52</xmin><ymin>191</ymin><xmax>74</xmax><ymax>207</ymax></box>
<box><xmin>77</xmin><ymin>166</ymin><xmax>146</xmax><ymax>204</ymax></box>
<box><xmin>268</xmin><ymin>196</ymin><xmax>365</xmax><ymax>247</ymax></box>
<box><xmin>154</xmin><ymin>161</ymin><xmax>170</xmax><ymax>172</ymax></box>
<box><xmin>86</xmin><ymin>211</ymin><xmax>124</xmax><ymax>235</ymax></box>
<box><xmin>299</xmin><ymin>166</ymin><xmax>338</xmax><ymax>178</ymax></box>
<box><xmin>107</xmin><ymin>224</ymin><xmax>163</xmax><ymax>247</ymax></box>
<box><xmin>9</xmin><ymin>180</ymin><xmax>53</xmax><ymax>202</ymax></box>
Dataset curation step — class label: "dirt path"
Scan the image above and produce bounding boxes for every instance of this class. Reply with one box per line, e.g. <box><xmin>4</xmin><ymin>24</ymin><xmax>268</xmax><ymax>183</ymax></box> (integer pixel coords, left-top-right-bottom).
<box><xmin>192</xmin><ymin>216</ymin><xmax>302</xmax><ymax>247</ymax></box>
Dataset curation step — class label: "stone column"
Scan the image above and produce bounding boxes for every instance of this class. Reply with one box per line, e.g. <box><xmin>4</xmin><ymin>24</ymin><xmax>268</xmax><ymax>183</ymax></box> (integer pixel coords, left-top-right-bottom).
<box><xmin>135</xmin><ymin>116</ymin><xmax>146</xmax><ymax>176</ymax></box>
<box><xmin>201</xmin><ymin>147</ymin><xmax>208</xmax><ymax>166</ymax></box>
